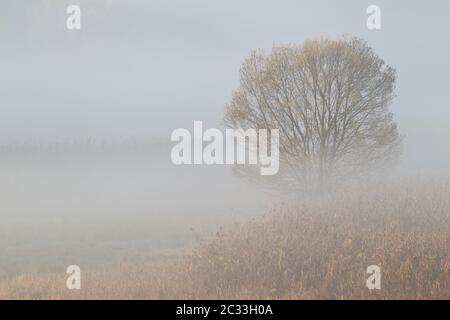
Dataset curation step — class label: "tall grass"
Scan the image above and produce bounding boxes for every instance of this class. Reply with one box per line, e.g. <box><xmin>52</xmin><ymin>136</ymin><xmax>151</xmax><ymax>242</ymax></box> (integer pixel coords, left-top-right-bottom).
<box><xmin>1</xmin><ymin>179</ymin><xmax>449</xmax><ymax>299</ymax></box>
<box><xmin>181</xmin><ymin>179</ymin><xmax>450</xmax><ymax>299</ymax></box>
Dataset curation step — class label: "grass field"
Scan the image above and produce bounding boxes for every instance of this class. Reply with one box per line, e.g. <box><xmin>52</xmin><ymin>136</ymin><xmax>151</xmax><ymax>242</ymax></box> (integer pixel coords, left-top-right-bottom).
<box><xmin>1</xmin><ymin>179</ymin><xmax>448</xmax><ymax>299</ymax></box>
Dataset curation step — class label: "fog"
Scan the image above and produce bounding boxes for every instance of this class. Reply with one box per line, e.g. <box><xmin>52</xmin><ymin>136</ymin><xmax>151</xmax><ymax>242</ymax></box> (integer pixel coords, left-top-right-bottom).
<box><xmin>0</xmin><ymin>0</ymin><xmax>449</xmax><ymax>278</ymax></box>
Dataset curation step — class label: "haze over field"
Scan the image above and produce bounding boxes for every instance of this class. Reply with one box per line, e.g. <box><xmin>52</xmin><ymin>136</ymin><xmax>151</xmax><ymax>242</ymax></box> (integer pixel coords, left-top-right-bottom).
<box><xmin>0</xmin><ymin>1</ymin><xmax>449</xmax><ymax>299</ymax></box>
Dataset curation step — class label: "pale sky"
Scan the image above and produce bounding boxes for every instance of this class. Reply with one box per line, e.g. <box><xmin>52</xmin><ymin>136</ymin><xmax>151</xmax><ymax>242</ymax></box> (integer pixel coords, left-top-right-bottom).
<box><xmin>1</xmin><ymin>0</ymin><xmax>449</xmax><ymax>172</ymax></box>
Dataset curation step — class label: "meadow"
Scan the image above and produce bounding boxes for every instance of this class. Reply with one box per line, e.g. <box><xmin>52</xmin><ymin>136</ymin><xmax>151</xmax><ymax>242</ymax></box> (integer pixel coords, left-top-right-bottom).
<box><xmin>1</xmin><ymin>171</ymin><xmax>448</xmax><ymax>299</ymax></box>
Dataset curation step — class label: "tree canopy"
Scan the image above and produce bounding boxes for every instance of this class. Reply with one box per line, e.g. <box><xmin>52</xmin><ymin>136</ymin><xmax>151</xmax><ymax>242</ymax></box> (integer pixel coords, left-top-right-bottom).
<box><xmin>224</xmin><ymin>37</ymin><xmax>401</xmax><ymax>190</ymax></box>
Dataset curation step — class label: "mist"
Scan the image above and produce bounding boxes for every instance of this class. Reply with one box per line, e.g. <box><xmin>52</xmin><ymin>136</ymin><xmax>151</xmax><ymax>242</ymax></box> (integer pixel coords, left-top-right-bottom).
<box><xmin>0</xmin><ymin>0</ymin><xmax>449</xmax><ymax>299</ymax></box>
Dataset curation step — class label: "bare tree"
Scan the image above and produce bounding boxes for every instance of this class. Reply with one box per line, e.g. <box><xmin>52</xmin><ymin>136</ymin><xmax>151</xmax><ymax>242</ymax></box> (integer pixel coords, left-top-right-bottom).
<box><xmin>224</xmin><ymin>37</ymin><xmax>401</xmax><ymax>190</ymax></box>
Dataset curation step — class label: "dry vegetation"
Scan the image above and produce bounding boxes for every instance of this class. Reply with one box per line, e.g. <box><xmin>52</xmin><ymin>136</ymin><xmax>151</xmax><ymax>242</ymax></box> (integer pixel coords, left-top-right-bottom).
<box><xmin>1</xmin><ymin>179</ymin><xmax>449</xmax><ymax>299</ymax></box>
<box><xmin>180</xmin><ymin>180</ymin><xmax>450</xmax><ymax>299</ymax></box>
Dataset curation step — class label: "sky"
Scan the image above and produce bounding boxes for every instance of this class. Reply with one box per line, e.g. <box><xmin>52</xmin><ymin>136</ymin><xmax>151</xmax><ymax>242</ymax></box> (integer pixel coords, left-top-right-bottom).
<box><xmin>0</xmin><ymin>0</ymin><xmax>449</xmax><ymax>172</ymax></box>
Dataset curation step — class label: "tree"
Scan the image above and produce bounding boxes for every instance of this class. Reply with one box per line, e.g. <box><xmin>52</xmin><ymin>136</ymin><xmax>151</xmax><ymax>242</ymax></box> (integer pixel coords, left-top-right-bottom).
<box><xmin>224</xmin><ymin>37</ymin><xmax>401</xmax><ymax>190</ymax></box>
